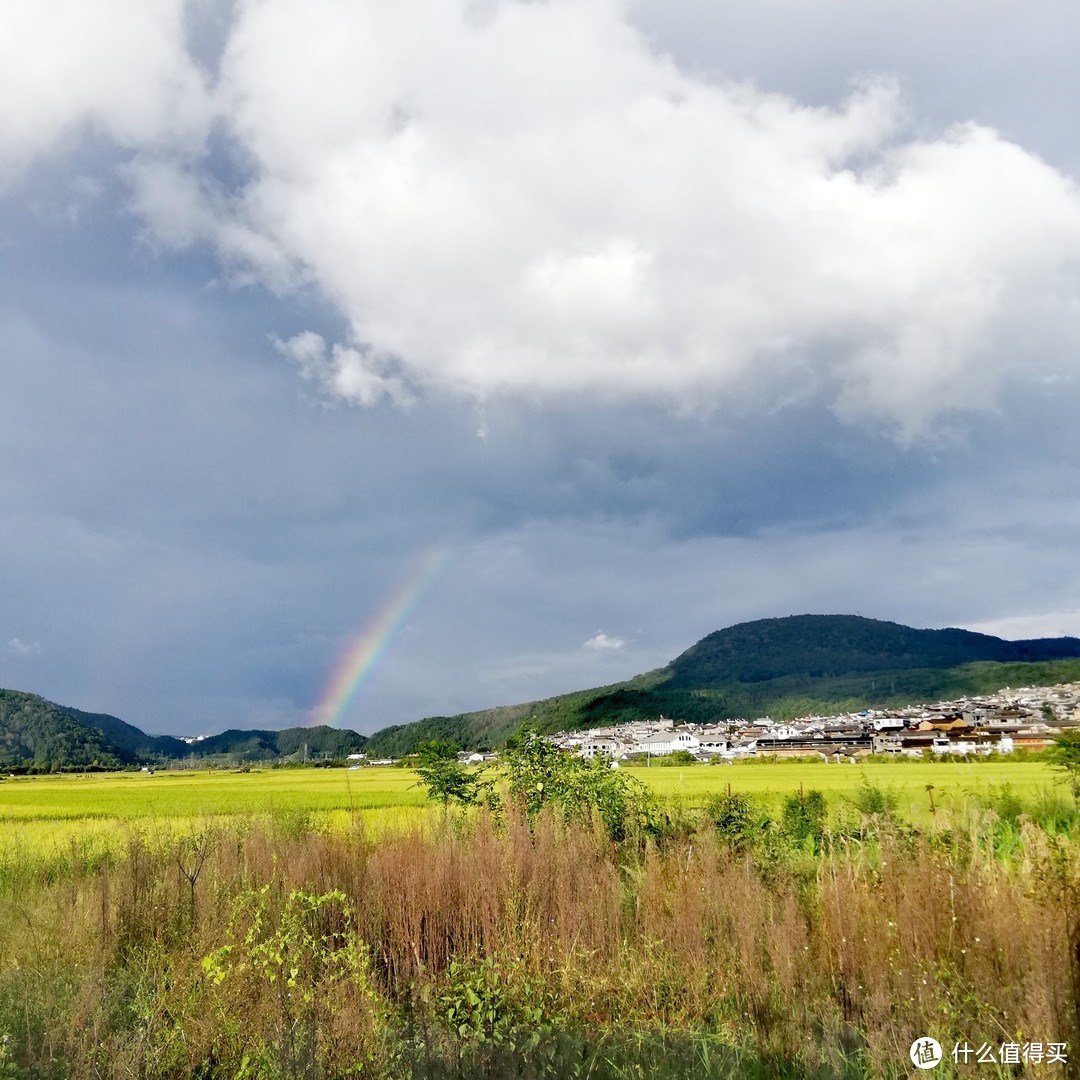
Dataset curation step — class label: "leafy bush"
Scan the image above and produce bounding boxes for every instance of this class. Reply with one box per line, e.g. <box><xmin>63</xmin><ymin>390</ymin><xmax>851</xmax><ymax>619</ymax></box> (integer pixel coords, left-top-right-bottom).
<box><xmin>847</xmin><ymin>776</ymin><xmax>900</xmax><ymax>819</ymax></box>
<box><xmin>440</xmin><ymin>956</ymin><xmax>561</xmax><ymax>1052</ymax></box>
<box><xmin>781</xmin><ymin>789</ymin><xmax>828</xmax><ymax>848</ymax></box>
<box><xmin>502</xmin><ymin>723</ymin><xmax>659</xmax><ymax>840</ymax></box>
<box><xmin>982</xmin><ymin>783</ymin><xmax>1025</xmax><ymax>826</ymax></box>
<box><xmin>705</xmin><ymin>792</ymin><xmax>768</xmax><ymax>851</ymax></box>
<box><xmin>652</xmin><ymin>750</ymin><xmax>699</xmax><ymax>767</ymax></box>
<box><xmin>1047</xmin><ymin>729</ymin><xmax>1080</xmax><ymax>798</ymax></box>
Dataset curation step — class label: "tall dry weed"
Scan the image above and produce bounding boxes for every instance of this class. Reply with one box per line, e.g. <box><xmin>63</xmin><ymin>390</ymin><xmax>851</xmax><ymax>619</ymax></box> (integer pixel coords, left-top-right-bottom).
<box><xmin>0</xmin><ymin>803</ymin><xmax>1077</xmax><ymax>1076</ymax></box>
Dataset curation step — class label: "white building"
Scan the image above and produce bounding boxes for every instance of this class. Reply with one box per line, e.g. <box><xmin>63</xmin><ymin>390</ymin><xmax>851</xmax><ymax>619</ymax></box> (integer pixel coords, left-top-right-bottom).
<box><xmin>633</xmin><ymin>731</ymin><xmax>701</xmax><ymax>756</ymax></box>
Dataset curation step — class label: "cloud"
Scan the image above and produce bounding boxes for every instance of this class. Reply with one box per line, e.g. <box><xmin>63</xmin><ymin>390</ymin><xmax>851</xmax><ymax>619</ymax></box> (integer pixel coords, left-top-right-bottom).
<box><xmin>5</xmin><ymin>637</ymin><xmax>40</xmax><ymax>657</ymax></box>
<box><xmin>274</xmin><ymin>331</ymin><xmax>412</xmax><ymax>407</ymax></box>
<box><xmin>4</xmin><ymin>1</ymin><xmax>1079</xmax><ymax>434</ymax></box>
<box><xmin>0</xmin><ymin>0</ymin><xmax>208</xmax><ymax>183</ymax></box>
<box><xmin>3</xmin><ymin>0</ymin><xmax>1080</xmax><ymax>738</ymax></box>
<box><xmin>111</xmin><ymin>0</ymin><xmax>1080</xmax><ymax>436</ymax></box>
<box><xmin>963</xmin><ymin>611</ymin><xmax>1080</xmax><ymax>642</ymax></box>
<box><xmin>584</xmin><ymin>631</ymin><xmax>625</xmax><ymax>651</ymax></box>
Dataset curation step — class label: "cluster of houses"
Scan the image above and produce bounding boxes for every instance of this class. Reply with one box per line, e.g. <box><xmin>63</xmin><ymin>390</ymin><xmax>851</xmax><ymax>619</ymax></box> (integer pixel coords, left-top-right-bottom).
<box><xmin>543</xmin><ymin>681</ymin><xmax>1080</xmax><ymax>763</ymax></box>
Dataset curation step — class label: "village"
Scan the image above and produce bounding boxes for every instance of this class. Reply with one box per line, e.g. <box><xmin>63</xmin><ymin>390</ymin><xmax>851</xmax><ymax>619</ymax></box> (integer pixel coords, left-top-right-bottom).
<box><xmin>538</xmin><ymin>681</ymin><xmax>1080</xmax><ymax>763</ymax></box>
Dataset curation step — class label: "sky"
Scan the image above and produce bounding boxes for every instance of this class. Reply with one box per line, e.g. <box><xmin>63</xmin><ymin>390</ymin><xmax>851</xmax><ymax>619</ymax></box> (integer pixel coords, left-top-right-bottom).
<box><xmin>2</xmin><ymin>0</ymin><xmax>1079</xmax><ymax>737</ymax></box>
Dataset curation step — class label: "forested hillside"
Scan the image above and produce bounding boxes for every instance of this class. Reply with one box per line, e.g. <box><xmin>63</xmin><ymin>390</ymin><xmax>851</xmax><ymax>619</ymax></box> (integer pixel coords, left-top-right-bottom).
<box><xmin>668</xmin><ymin>614</ymin><xmax>1080</xmax><ymax>686</ymax></box>
<box><xmin>0</xmin><ymin>691</ymin><xmax>366</xmax><ymax>770</ymax></box>
<box><xmin>192</xmin><ymin>725</ymin><xmax>366</xmax><ymax>761</ymax></box>
<box><xmin>363</xmin><ymin>616</ymin><xmax>1080</xmax><ymax>755</ymax></box>
<box><xmin>59</xmin><ymin>705</ymin><xmax>190</xmax><ymax>760</ymax></box>
<box><xmin>7</xmin><ymin>615</ymin><xmax>1080</xmax><ymax>766</ymax></box>
<box><xmin>0</xmin><ymin>690</ymin><xmax>124</xmax><ymax>770</ymax></box>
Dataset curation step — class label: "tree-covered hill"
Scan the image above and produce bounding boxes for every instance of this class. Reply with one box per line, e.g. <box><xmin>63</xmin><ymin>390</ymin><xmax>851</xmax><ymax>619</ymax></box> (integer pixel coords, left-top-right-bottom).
<box><xmin>667</xmin><ymin>614</ymin><xmax>1080</xmax><ymax>686</ymax></box>
<box><xmin>0</xmin><ymin>690</ymin><xmax>124</xmax><ymax>770</ymax></box>
<box><xmin>363</xmin><ymin>615</ymin><xmax>1080</xmax><ymax>755</ymax></box>
<box><xmin>193</xmin><ymin>725</ymin><xmax>366</xmax><ymax>761</ymax></box>
<box><xmin>58</xmin><ymin>705</ymin><xmax>190</xmax><ymax>761</ymax></box>
<box><xmin>0</xmin><ymin>690</ymin><xmax>367</xmax><ymax>770</ymax></box>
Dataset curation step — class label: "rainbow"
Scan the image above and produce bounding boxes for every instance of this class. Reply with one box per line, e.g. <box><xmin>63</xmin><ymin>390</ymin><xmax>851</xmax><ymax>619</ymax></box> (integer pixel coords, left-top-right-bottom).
<box><xmin>309</xmin><ymin>548</ymin><xmax>447</xmax><ymax>728</ymax></box>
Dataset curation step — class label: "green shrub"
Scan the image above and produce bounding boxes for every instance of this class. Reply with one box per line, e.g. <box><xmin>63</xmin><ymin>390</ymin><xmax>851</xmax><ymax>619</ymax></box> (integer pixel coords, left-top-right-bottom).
<box><xmin>501</xmin><ymin>723</ymin><xmax>659</xmax><ymax>840</ymax></box>
<box><xmin>705</xmin><ymin>792</ymin><xmax>768</xmax><ymax>851</ymax></box>
<box><xmin>781</xmin><ymin>790</ymin><xmax>827</xmax><ymax>848</ymax></box>
<box><xmin>440</xmin><ymin>955</ymin><xmax>561</xmax><ymax>1051</ymax></box>
<box><xmin>983</xmin><ymin>783</ymin><xmax>1025</xmax><ymax>825</ymax></box>
<box><xmin>653</xmin><ymin>750</ymin><xmax>699</xmax><ymax>767</ymax></box>
<box><xmin>848</xmin><ymin>776</ymin><xmax>900</xmax><ymax>819</ymax></box>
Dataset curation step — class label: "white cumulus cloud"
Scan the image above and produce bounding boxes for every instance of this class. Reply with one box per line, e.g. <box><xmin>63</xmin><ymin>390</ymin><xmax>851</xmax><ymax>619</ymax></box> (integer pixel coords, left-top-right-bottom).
<box><xmin>0</xmin><ymin>0</ymin><xmax>209</xmax><ymax>183</ymax></box>
<box><xmin>274</xmin><ymin>331</ymin><xmax>411</xmax><ymax>407</ymax></box>
<box><xmin>584</xmin><ymin>631</ymin><xmax>625</xmax><ymax>651</ymax></box>
<box><xmin>6</xmin><ymin>0</ymin><xmax>1080</xmax><ymax>435</ymax></box>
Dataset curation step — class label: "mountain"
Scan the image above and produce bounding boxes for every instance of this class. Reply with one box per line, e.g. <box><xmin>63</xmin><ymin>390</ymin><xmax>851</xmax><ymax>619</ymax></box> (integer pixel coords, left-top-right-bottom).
<box><xmin>192</xmin><ymin>725</ymin><xmax>367</xmax><ymax>761</ymax></box>
<box><xmin>58</xmin><ymin>705</ymin><xmax>190</xmax><ymax>760</ymax></box>
<box><xmin>0</xmin><ymin>690</ymin><xmax>367</xmax><ymax>770</ymax></box>
<box><xmin>5</xmin><ymin>615</ymin><xmax>1080</xmax><ymax>768</ymax></box>
<box><xmin>362</xmin><ymin>614</ymin><xmax>1080</xmax><ymax>755</ymax></box>
<box><xmin>0</xmin><ymin>689</ymin><xmax>125</xmax><ymax>770</ymax></box>
<box><xmin>667</xmin><ymin>615</ymin><xmax>1080</xmax><ymax>686</ymax></box>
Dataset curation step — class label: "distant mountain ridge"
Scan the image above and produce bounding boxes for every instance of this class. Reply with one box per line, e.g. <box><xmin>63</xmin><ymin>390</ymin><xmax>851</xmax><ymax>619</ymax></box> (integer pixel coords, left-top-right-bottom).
<box><xmin>4</xmin><ymin>615</ymin><xmax>1080</xmax><ymax>768</ymax></box>
<box><xmin>0</xmin><ymin>690</ymin><xmax>368</xmax><ymax>770</ymax></box>
<box><xmin>58</xmin><ymin>705</ymin><xmax>190</xmax><ymax>760</ymax></box>
<box><xmin>361</xmin><ymin>614</ymin><xmax>1080</xmax><ymax>755</ymax></box>
<box><xmin>667</xmin><ymin>614</ymin><xmax>1080</xmax><ymax>685</ymax></box>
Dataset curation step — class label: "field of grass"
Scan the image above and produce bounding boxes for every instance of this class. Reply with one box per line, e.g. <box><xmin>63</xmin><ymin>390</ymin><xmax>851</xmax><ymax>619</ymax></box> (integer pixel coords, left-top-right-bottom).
<box><xmin>1</xmin><ymin>756</ymin><xmax>1079</xmax><ymax>1077</ymax></box>
<box><xmin>0</xmin><ymin>759</ymin><xmax>1063</xmax><ymax>888</ymax></box>
<box><xmin>0</xmin><ymin>758</ymin><xmax>1061</xmax><ymax>839</ymax></box>
<box><xmin>0</xmin><ymin>765</ymin><xmax>425</xmax><ymax>820</ymax></box>
<box><xmin>0</xmin><ymin>767</ymin><xmax>431</xmax><ymax>883</ymax></box>
<box><xmin>628</xmin><ymin>758</ymin><xmax>1060</xmax><ymax>816</ymax></box>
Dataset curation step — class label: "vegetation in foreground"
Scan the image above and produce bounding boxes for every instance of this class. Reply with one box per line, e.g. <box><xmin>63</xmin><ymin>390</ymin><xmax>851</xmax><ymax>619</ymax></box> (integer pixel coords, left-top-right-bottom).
<box><xmin>0</xmin><ymin>731</ymin><xmax>1079</xmax><ymax>1077</ymax></box>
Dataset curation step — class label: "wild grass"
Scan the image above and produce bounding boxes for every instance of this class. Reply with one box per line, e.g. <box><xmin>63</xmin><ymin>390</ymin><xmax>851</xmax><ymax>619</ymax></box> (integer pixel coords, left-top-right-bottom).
<box><xmin>0</xmin><ymin>781</ymin><xmax>1078</xmax><ymax>1078</ymax></box>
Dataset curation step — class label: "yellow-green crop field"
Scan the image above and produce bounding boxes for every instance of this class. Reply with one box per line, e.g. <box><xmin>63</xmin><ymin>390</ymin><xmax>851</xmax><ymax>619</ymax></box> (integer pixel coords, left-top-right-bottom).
<box><xmin>0</xmin><ymin>766</ymin><xmax>423</xmax><ymax>822</ymax></box>
<box><xmin>0</xmin><ymin>767</ymin><xmax>429</xmax><ymax>878</ymax></box>
<box><xmin>0</xmin><ymin>757</ymin><xmax>1061</xmax><ymax>869</ymax></box>
<box><xmin>625</xmin><ymin>758</ymin><xmax>1060</xmax><ymax>818</ymax></box>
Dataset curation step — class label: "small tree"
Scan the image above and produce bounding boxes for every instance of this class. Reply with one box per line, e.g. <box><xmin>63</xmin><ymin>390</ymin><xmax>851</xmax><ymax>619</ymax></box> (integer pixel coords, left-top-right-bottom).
<box><xmin>706</xmin><ymin>791</ymin><xmax>766</xmax><ymax>851</ymax></box>
<box><xmin>500</xmin><ymin>723</ymin><xmax>567</xmax><ymax>818</ymax></box>
<box><xmin>413</xmin><ymin>740</ymin><xmax>485</xmax><ymax>808</ymax></box>
<box><xmin>501</xmin><ymin>722</ymin><xmax>657</xmax><ymax>840</ymax></box>
<box><xmin>781</xmin><ymin>789</ymin><xmax>828</xmax><ymax>849</ymax></box>
<box><xmin>1048</xmin><ymin>730</ymin><xmax>1080</xmax><ymax>800</ymax></box>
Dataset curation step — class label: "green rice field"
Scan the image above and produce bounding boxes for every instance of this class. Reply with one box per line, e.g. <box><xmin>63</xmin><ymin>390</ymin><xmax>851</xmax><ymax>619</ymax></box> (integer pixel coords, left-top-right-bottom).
<box><xmin>0</xmin><ymin>765</ymin><xmax>421</xmax><ymax>821</ymax></box>
<box><xmin>626</xmin><ymin>757</ymin><xmax>1059</xmax><ymax>816</ymax></box>
<box><xmin>0</xmin><ymin>757</ymin><xmax>1060</xmax><ymax>855</ymax></box>
<box><xmin>0</xmin><ymin>767</ymin><xmax>428</xmax><ymax>879</ymax></box>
